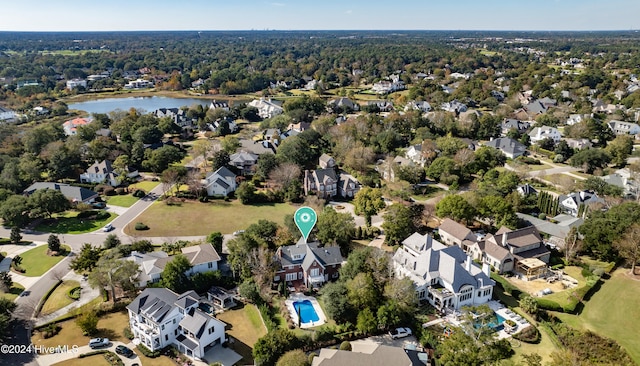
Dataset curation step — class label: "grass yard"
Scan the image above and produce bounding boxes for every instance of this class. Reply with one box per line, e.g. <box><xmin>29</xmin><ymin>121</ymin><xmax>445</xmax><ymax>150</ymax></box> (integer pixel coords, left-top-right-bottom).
<box><xmin>129</xmin><ymin>180</ymin><xmax>160</xmax><ymax>192</ymax></box>
<box><xmin>105</xmin><ymin>194</ymin><xmax>138</xmax><ymax>207</ymax></box>
<box><xmin>1</xmin><ymin>282</ymin><xmax>25</xmax><ymax>301</ymax></box>
<box><xmin>41</xmin><ymin>280</ymin><xmax>80</xmax><ymax>316</ymax></box>
<box><xmin>18</xmin><ymin>244</ymin><xmax>70</xmax><ymax>277</ymax></box>
<box><xmin>35</xmin><ymin>211</ymin><xmax>117</xmax><ymax>234</ymax></box>
<box><xmin>125</xmin><ymin>200</ymin><xmax>297</xmax><ymax>236</ymax></box>
<box><xmin>411</xmin><ymin>186</ymin><xmax>444</xmax><ymax>201</ymax></box>
<box><xmin>33</xmin><ymin>311</ymin><xmax>130</xmax><ymax>350</ymax></box>
<box><xmin>52</xmin><ymin>354</ymin><xmax>111</xmax><ymax>366</ymax></box>
<box><xmin>552</xmin><ymin>269</ymin><xmax>640</xmax><ymax>364</ymax></box>
<box><xmin>217</xmin><ymin>303</ymin><xmax>266</xmax><ymax>364</ymax></box>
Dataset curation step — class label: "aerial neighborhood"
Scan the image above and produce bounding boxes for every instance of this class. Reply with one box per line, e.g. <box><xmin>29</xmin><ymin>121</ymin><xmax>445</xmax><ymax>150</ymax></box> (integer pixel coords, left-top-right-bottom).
<box><xmin>0</xmin><ymin>28</ymin><xmax>640</xmax><ymax>366</ymax></box>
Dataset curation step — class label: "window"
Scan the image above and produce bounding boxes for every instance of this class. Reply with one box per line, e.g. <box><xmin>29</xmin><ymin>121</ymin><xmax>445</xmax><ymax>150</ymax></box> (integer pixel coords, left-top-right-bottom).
<box><xmin>208</xmin><ymin>326</ymin><xmax>215</xmax><ymax>334</ymax></box>
<box><xmin>285</xmin><ymin>273</ymin><xmax>297</xmax><ymax>281</ymax></box>
<box><xmin>161</xmin><ymin>324</ymin><xmax>165</xmax><ymax>330</ymax></box>
<box><xmin>165</xmin><ymin>335</ymin><xmax>168</xmax><ymax>341</ymax></box>
<box><xmin>173</xmin><ymin>319</ymin><xmax>176</xmax><ymax>324</ymax></box>
<box><xmin>174</xmin><ymin>330</ymin><xmax>177</xmax><ymax>336</ymax></box>
<box><xmin>298</xmin><ymin>272</ymin><xmax>303</xmax><ymax>280</ymax></box>
<box><xmin>208</xmin><ymin>262</ymin><xmax>213</xmax><ymax>269</ymax></box>
<box><xmin>310</xmin><ymin>268</ymin><xmax>319</xmax><ymax>277</ymax></box>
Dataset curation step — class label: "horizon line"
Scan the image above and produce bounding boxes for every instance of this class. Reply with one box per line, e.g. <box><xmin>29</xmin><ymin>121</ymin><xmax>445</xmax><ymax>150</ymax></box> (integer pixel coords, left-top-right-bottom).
<box><xmin>0</xmin><ymin>29</ymin><xmax>638</xmax><ymax>33</ymax></box>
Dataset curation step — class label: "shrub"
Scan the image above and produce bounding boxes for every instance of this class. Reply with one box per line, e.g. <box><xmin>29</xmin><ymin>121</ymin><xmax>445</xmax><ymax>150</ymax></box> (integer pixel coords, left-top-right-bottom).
<box><xmin>103</xmin><ymin>187</ymin><xmax>116</xmax><ymax>196</ymax></box>
<box><xmin>339</xmin><ymin>341</ymin><xmax>352</xmax><ymax>351</ymax></box>
<box><xmin>41</xmin><ymin>324</ymin><xmax>61</xmax><ymax>339</ymax></box>
<box><xmin>67</xmin><ymin>286</ymin><xmax>81</xmax><ymax>300</ymax></box>
<box><xmin>103</xmin><ymin>350</ymin><xmax>125</xmax><ymax>366</ymax></box>
<box><xmin>115</xmin><ymin>187</ymin><xmax>126</xmax><ymax>195</ymax></box>
<box><xmin>132</xmin><ymin>189</ymin><xmax>146</xmax><ymax>198</ymax></box>
<box><xmin>76</xmin><ymin>312</ymin><xmax>99</xmax><ymax>335</ymax></box>
<box><xmin>77</xmin><ymin>210</ymin><xmax>97</xmax><ymax>219</ymax></box>
<box><xmin>95</xmin><ymin>210</ymin><xmax>110</xmax><ymax>220</ymax></box>
<box><xmin>538</xmin><ymin>213</ymin><xmax>546</xmax><ymax>220</ymax></box>
<box><xmin>513</xmin><ymin>325</ymin><xmax>541</xmax><ymax>344</ymax></box>
<box><xmin>134</xmin><ymin>222</ymin><xmax>149</xmax><ymax>230</ymax></box>
<box><xmin>123</xmin><ymin>326</ymin><xmax>134</xmax><ymax>340</ymax></box>
<box><xmin>536</xmin><ymin>298</ymin><xmax>563</xmax><ymax>312</ymax></box>
<box><xmin>136</xmin><ymin>344</ymin><xmax>162</xmax><ymax>358</ymax></box>
<box><xmin>78</xmin><ymin>350</ymin><xmax>108</xmax><ymax>358</ymax></box>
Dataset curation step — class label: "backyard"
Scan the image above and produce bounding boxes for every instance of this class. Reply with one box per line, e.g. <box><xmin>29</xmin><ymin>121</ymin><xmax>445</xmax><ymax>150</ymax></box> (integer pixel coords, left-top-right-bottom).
<box><xmin>18</xmin><ymin>244</ymin><xmax>71</xmax><ymax>277</ymax></box>
<box><xmin>216</xmin><ymin>303</ymin><xmax>266</xmax><ymax>364</ymax></box>
<box><xmin>35</xmin><ymin>211</ymin><xmax>117</xmax><ymax>234</ymax></box>
<box><xmin>125</xmin><ymin>199</ymin><xmax>297</xmax><ymax>236</ymax></box>
<box><xmin>40</xmin><ymin>280</ymin><xmax>80</xmax><ymax>316</ymax></box>
<box><xmin>505</xmin><ymin>266</ymin><xmax>585</xmax><ymax>307</ymax></box>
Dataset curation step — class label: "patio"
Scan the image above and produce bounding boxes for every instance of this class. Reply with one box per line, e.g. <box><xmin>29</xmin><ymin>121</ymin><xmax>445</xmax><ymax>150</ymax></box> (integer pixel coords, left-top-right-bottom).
<box><xmin>285</xmin><ymin>293</ymin><xmax>327</xmax><ymax>329</ymax></box>
<box><xmin>202</xmin><ymin>343</ymin><xmax>243</xmax><ymax>366</ymax></box>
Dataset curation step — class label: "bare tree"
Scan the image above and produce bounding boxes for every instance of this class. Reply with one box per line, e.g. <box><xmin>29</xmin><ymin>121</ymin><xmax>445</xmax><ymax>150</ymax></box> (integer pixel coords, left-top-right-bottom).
<box><xmin>248</xmin><ymin>247</ymin><xmax>278</xmax><ymax>299</ymax></box>
<box><xmin>185</xmin><ymin>169</ymin><xmax>203</xmax><ymax>197</ymax></box>
<box><xmin>344</xmin><ymin>145</ymin><xmax>374</xmax><ymax>174</ymax></box>
<box><xmin>192</xmin><ymin>139</ymin><xmax>214</xmax><ymax>168</ymax></box>
<box><xmin>269</xmin><ymin>162</ymin><xmax>301</xmax><ymax>189</ymax></box>
<box><xmin>50</xmin><ymin>269</ymin><xmax>66</xmax><ymax>282</ymax></box>
<box><xmin>161</xmin><ymin>168</ymin><xmax>181</xmax><ymax>196</ymax></box>
<box><xmin>614</xmin><ymin>223</ymin><xmax>640</xmax><ymax>274</ymax></box>
<box><xmin>563</xmin><ymin>227</ymin><xmax>581</xmax><ymax>265</ymax></box>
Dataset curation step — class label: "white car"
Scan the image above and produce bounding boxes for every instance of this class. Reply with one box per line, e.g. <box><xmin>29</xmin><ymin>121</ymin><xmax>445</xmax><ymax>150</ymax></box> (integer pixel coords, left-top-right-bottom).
<box><xmin>389</xmin><ymin>327</ymin><xmax>412</xmax><ymax>339</ymax></box>
<box><xmin>88</xmin><ymin>338</ymin><xmax>110</xmax><ymax>349</ymax></box>
<box><xmin>103</xmin><ymin>223</ymin><xmax>114</xmax><ymax>232</ymax></box>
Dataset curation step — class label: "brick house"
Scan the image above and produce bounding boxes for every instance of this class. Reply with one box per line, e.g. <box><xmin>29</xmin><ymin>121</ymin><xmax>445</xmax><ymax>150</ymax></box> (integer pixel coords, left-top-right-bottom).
<box><xmin>275</xmin><ymin>239</ymin><xmax>344</xmax><ymax>289</ymax></box>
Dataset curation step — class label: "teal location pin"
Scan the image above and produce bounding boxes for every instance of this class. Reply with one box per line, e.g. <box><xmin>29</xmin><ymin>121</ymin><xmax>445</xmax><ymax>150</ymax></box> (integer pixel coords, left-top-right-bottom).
<box><xmin>294</xmin><ymin>206</ymin><xmax>317</xmax><ymax>243</ymax></box>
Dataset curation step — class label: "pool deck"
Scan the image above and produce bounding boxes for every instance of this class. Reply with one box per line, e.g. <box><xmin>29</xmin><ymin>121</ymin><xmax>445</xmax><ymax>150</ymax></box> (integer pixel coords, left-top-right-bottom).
<box><xmin>285</xmin><ymin>293</ymin><xmax>327</xmax><ymax>329</ymax></box>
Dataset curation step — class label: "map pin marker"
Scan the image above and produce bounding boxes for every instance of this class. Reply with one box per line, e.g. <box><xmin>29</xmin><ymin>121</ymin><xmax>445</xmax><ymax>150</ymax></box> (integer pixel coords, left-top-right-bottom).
<box><xmin>294</xmin><ymin>206</ymin><xmax>317</xmax><ymax>243</ymax></box>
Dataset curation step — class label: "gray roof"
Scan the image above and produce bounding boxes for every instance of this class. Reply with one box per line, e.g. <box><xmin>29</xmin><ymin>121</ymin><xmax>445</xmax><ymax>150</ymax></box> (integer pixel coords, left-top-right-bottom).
<box><xmin>213</xmin><ymin>166</ymin><xmax>236</xmax><ymax>179</ymax></box>
<box><xmin>86</xmin><ymin>160</ymin><xmax>114</xmax><ymax>175</ymax></box>
<box><xmin>493</xmin><ymin>226</ymin><xmax>543</xmax><ymax>249</ymax></box>
<box><xmin>313</xmin><ymin>344</ymin><xmax>415</xmax><ymax>366</ymax></box>
<box><xmin>126</xmin><ymin>288</ymin><xmax>180</xmax><ymax>323</ymax></box>
<box><xmin>239</xmin><ymin>139</ymin><xmax>276</xmax><ymax>155</ymax></box>
<box><xmin>484</xmin><ymin>138</ymin><xmax>526</xmax><ymax>156</ymax></box>
<box><xmin>312</xmin><ymin>168</ymin><xmax>338</xmax><ymax>184</ymax></box>
<box><xmin>179</xmin><ymin>308</ymin><xmax>211</xmax><ymax>339</ymax></box>
<box><xmin>438</xmin><ymin>218</ymin><xmax>473</xmax><ymax>241</ymax></box>
<box><xmin>230</xmin><ymin>151</ymin><xmax>259</xmax><ymax>164</ymax></box>
<box><xmin>24</xmin><ymin>182</ymin><xmax>99</xmax><ymax>203</ymax></box>
<box><xmin>516</xmin><ymin>213</ymin><xmax>581</xmax><ymax>239</ymax></box>
<box><xmin>278</xmin><ymin>239</ymin><xmax>344</xmax><ymax>270</ymax></box>
<box><xmin>176</xmin><ymin>334</ymin><xmax>198</xmax><ymax>350</ymax></box>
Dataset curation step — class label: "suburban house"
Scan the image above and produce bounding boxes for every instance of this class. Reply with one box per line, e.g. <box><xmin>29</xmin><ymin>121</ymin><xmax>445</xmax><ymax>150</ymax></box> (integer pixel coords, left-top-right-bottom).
<box><xmin>24</xmin><ymin>182</ymin><xmax>99</xmax><ymax>204</ymax></box>
<box><xmin>516</xmin><ymin>212</ymin><xmax>584</xmax><ymax>251</ymax></box>
<box><xmin>275</xmin><ymin>239</ymin><xmax>344</xmax><ymax>289</ymax></box>
<box><xmin>469</xmin><ymin>226</ymin><xmax>550</xmax><ymax>275</ymax></box>
<box><xmin>62</xmin><ymin>117</ymin><xmax>93</xmax><ymax>136</ymax></box>
<box><xmin>0</xmin><ymin>106</ymin><xmax>17</xmax><ymax>122</ymax></box>
<box><xmin>607</xmin><ymin>120</ymin><xmax>640</xmax><ymax>136</ymax></box>
<box><xmin>127</xmin><ymin>288</ymin><xmax>226</xmax><ymax>360</ymax></box>
<box><xmin>438</xmin><ymin>218</ymin><xmax>477</xmax><ymax>251</ymax></box>
<box><xmin>483</xmin><ymin>138</ymin><xmax>526</xmax><ymax>159</ymax></box>
<box><xmin>371</xmin><ymin>79</ymin><xmax>404</xmax><ymax>94</ymax></box>
<box><xmin>327</xmin><ymin>97</ymin><xmax>359</xmax><ymax>112</ymax></box>
<box><xmin>404</xmin><ymin>101</ymin><xmax>432</xmax><ymax>113</ymax></box>
<box><xmin>367</xmin><ymin>100</ymin><xmax>394</xmax><ymax>112</ymax></box>
<box><xmin>566</xmin><ymin>114</ymin><xmax>591</xmax><ymax>126</ymax></box>
<box><xmin>303</xmin><ymin>169</ymin><xmax>361</xmax><ymax>199</ymax></box>
<box><xmin>229</xmin><ymin>151</ymin><xmax>259</xmax><ymax>175</ymax></box>
<box><xmin>563</xmin><ymin>138</ymin><xmax>592</xmax><ymax>150</ymax></box>
<box><xmin>377</xmin><ymin>156</ymin><xmax>413</xmax><ymax>182</ymax></box>
<box><xmin>263</xmin><ymin>128</ymin><xmax>283</xmax><ymax>146</ymax></box>
<box><xmin>79</xmin><ymin>160</ymin><xmax>139</xmax><ymax>187</ymax></box>
<box><xmin>248</xmin><ymin>98</ymin><xmax>284</xmax><ymax>119</ymax></box>
<box><xmin>516</xmin><ymin>183</ymin><xmax>538</xmax><ymax>197</ymax></box>
<box><xmin>406</xmin><ymin>144</ymin><xmax>428</xmax><ymax>166</ymax></box>
<box><xmin>208</xmin><ymin>100</ymin><xmax>230</xmax><ymax>111</ymax></box>
<box><xmin>559</xmin><ymin>190</ymin><xmax>603</xmax><ymax>217</ymax></box>
<box><xmin>66</xmin><ymin>78</ymin><xmax>87</xmax><ymax>90</ymax></box>
<box><xmin>601</xmin><ymin>168</ymin><xmax>639</xmax><ymax>199</ymax></box>
<box><xmin>128</xmin><ymin>243</ymin><xmax>221</xmax><ymax>287</ymax></box>
<box><xmin>312</xmin><ymin>344</ymin><xmax>428</xmax><ymax>366</ymax></box>
<box><xmin>440</xmin><ymin>100</ymin><xmax>468</xmax><ymax>114</ymax></box>
<box><xmin>124</xmin><ymin>79</ymin><xmax>153</xmax><ymax>89</ymax></box>
<box><xmin>154</xmin><ymin>108</ymin><xmax>196</xmax><ymax>130</ymax></box>
<box><xmin>528</xmin><ymin>126</ymin><xmax>562</xmax><ymax>144</ymax></box>
<box><xmin>201</xmin><ymin>166</ymin><xmax>237</xmax><ymax>197</ymax></box>
<box><xmin>392</xmin><ymin>232</ymin><xmax>494</xmax><ymax>310</ymax></box>
<box><xmin>207</xmin><ymin>118</ymin><xmax>238</xmax><ymax>134</ymax></box>
<box><xmin>318</xmin><ymin>154</ymin><xmax>336</xmax><ymax>169</ymax></box>
<box><xmin>238</xmin><ymin>138</ymin><xmax>276</xmax><ymax>155</ymax></box>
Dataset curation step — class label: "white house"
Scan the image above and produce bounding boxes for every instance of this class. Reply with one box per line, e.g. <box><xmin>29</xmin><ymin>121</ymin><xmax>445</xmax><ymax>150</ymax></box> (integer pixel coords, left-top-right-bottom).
<box><xmin>0</xmin><ymin>106</ymin><xmax>17</xmax><ymax>122</ymax></box>
<box><xmin>248</xmin><ymin>98</ymin><xmax>284</xmax><ymax>119</ymax></box>
<box><xmin>528</xmin><ymin>126</ymin><xmax>562</xmax><ymax>144</ymax></box>
<box><xmin>566</xmin><ymin>114</ymin><xmax>591</xmax><ymax>126</ymax></box>
<box><xmin>608</xmin><ymin>120</ymin><xmax>640</xmax><ymax>136</ymax></box>
<box><xmin>201</xmin><ymin>166</ymin><xmax>237</xmax><ymax>196</ymax></box>
<box><xmin>182</xmin><ymin>243</ymin><xmax>221</xmax><ymax>276</ymax></box>
<box><xmin>209</xmin><ymin>100</ymin><xmax>229</xmax><ymax>111</ymax></box>
<box><xmin>66</xmin><ymin>78</ymin><xmax>87</xmax><ymax>90</ymax></box>
<box><xmin>124</xmin><ymin>79</ymin><xmax>154</xmax><ymax>89</ymax></box>
<box><xmin>559</xmin><ymin>190</ymin><xmax>604</xmax><ymax>217</ymax></box>
<box><xmin>79</xmin><ymin>160</ymin><xmax>138</xmax><ymax>187</ymax></box>
<box><xmin>404</xmin><ymin>101</ymin><xmax>432</xmax><ymax>113</ymax></box>
<box><xmin>127</xmin><ymin>288</ymin><xmax>226</xmax><ymax>361</ymax></box>
<box><xmin>392</xmin><ymin>232</ymin><xmax>494</xmax><ymax>310</ymax></box>
<box><xmin>405</xmin><ymin>144</ymin><xmax>427</xmax><ymax>166</ymax></box>
<box><xmin>440</xmin><ymin>100</ymin><xmax>468</xmax><ymax>113</ymax></box>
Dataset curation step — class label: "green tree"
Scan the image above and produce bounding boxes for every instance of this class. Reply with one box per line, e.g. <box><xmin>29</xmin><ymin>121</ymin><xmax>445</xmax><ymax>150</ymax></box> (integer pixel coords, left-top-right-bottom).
<box><xmin>160</xmin><ymin>254</ymin><xmax>192</xmax><ymax>294</ymax></box>
<box><xmin>606</xmin><ymin>134</ymin><xmax>634</xmax><ymax>166</ymax></box>
<box><xmin>221</xmin><ymin>136</ymin><xmax>241</xmax><ymax>154</ymax></box>
<box><xmin>76</xmin><ymin>312</ymin><xmax>99</xmax><ymax>335</ymax></box>
<box><xmin>88</xmin><ymin>255</ymin><xmax>141</xmax><ymax>302</ymax></box>
<box><xmin>0</xmin><ymin>194</ymin><xmax>30</xmax><ymax>228</ymax></box>
<box><xmin>383</xmin><ymin>277</ymin><xmax>418</xmax><ymax>313</ymax></box>
<box><xmin>276</xmin><ymin>350</ymin><xmax>310</xmax><ymax>366</ymax></box>
<box><xmin>356</xmin><ymin>307</ymin><xmax>377</xmax><ymax>335</ymax></box>
<box><xmin>28</xmin><ymin>188</ymin><xmax>70</xmax><ymax>219</ymax></box>
<box><xmin>47</xmin><ymin>234</ymin><xmax>61</xmax><ymax>253</ymax></box>
<box><xmin>580</xmin><ymin>176</ymin><xmax>623</xmax><ymax>197</ymax></box>
<box><xmin>70</xmin><ymin>243</ymin><xmax>102</xmax><ymax>272</ymax></box>
<box><xmin>316</xmin><ymin>207</ymin><xmax>354</xmax><ymax>253</ymax></box>
<box><xmin>235</xmin><ymin>181</ymin><xmax>258</xmax><ymax>204</ymax></box>
<box><xmin>207</xmin><ymin>232</ymin><xmax>224</xmax><ymax>253</ymax></box>
<box><xmin>381</xmin><ymin>204</ymin><xmax>419</xmax><ymax>245</ymax></box>
<box><xmin>569</xmin><ymin>148</ymin><xmax>611</xmax><ymax>174</ymax></box>
<box><xmin>436</xmin><ymin>194</ymin><xmax>476</xmax><ymax>225</ymax></box>
<box><xmin>103</xmin><ymin>234</ymin><xmax>121</xmax><ymax>249</ymax></box>
<box><xmin>472</xmin><ymin>146</ymin><xmax>507</xmax><ymax>173</ymax></box>
<box><xmin>143</xmin><ymin>145</ymin><xmax>186</xmax><ymax>173</ymax></box>
<box><xmin>346</xmin><ymin>272</ymin><xmax>379</xmax><ymax>310</ymax></box>
<box><xmin>520</xmin><ymin>353</ymin><xmax>543</xmax><ymax>366</ymax></box>
<box><xmin>520</xmin><ymin>295</ymin><xmax>539</xmax><ymax>316</ymax></box>
<box><xmin>253</xmin><ymin>329</ymin><xmax>301</xmax><ymax>366</ymax></box>
<box><xmin>0</xmin><ymin>297</ymin><xmax>16</xmax><ymax>342</ymax></box>
<box><xmin>425</xmin><ymin>156</ymin><xmax>458</xmax><ymax>182</ymax></box>
<box><xmin>256</xmin><ymin>153</ymin><xmax>279</xmax><ymax>180</ymax></box>
<box><xmin>376</xmin><ymin>302</ymin><xmax>401</xmax><ymax>330</ymax></box>
<box><xmin>211</xmin><ymin>150</ymin><xmax>230</xmax><ymax>171</ymax></box>
<box><xmin>0</xmin><ymin>271</ymin><xmax>12</xmax><ymax>292</ymax></box>
<box><xmin>10</xmin><ymin>227</ymin><xmax>21</xmax><ymax>244</ymax></box>
<box><xmin>321</xmin><ymin>281</ymin><xmax>353</xmax><ymax>323</ymax></box>
<box><xmin>614</xmin><ymin>223</ymin><xmax>640</xmax><ymax>274</ymax></box>
<box><xmin>353</xmin><ymin>187</ymin><xmax>385</xmax><ymax>227</ymax></box>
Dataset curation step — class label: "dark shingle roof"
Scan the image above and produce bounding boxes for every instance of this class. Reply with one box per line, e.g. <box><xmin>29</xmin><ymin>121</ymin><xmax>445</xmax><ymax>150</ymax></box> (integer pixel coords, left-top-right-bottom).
<box><xmin>24</xmin><ymin>182</ymin><xmax>99</xmax><ymax>203</ymax></box>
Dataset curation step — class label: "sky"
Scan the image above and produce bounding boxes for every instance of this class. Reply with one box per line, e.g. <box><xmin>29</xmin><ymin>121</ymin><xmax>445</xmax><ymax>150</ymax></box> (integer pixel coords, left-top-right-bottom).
<box><xmin>0</xmin><ymin>0</ymin><xmax>638</xmax><ymax>32</ymax></box>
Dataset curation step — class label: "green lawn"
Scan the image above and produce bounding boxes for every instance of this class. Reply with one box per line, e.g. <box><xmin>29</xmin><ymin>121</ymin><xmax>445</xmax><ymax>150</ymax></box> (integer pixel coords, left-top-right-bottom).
<box><xmin>217</xmin><ymin>304</ymin><xmax>266</xmax><ymax>365</ymax></box>
<box><xmin>125</xmin><ymin>199</ymin><xmax>297</xmax><ymax>236</ymax></box>
<box><xmin>18</xmin><ymin>244</ymin><xmax>70</xmax><ymax>277</ymax></box>
<box><xmin>129</xmin><ymin>180</ymin><xmax>160</xmax><ymax>191</ymax></box>
<box><xmin>35</xmin><ymin>212</ymin><xmax>117</xmax><ymax>234</ymax></box>
<box><xmin>1</xmin><ymin>282</ymin><xmax>25</xmax><ymax>301</ymax></box>
<box><xmin>52</xmin><ymin>354</ymin><xmax>111</xmax><ymax>366</ymax></box>
<box><xmin>411</xmin><ymin>186</ymin><xmax>444</xmax><ymax>201</ymax></box>
<box><xmin>41</xmin><ymin>280</ymin><xmax>80</xmax><ymax>316</ymax></box>
<box><xmin>552</xmin><ymin>269</ymin><xmax>640</xmax><ymax>364</ymax></box>
<box><xmin>105</xmin><ymin>194</ymin><xmax>138</xmax><ymax>207</ymax></box>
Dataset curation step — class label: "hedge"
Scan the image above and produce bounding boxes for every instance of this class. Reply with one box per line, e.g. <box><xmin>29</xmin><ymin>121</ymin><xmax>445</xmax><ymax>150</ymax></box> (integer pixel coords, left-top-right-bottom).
<box><xmin>513</xmin><ymin>325</ymin><xmax>541</xmax><ymax>344</ymax></box>
<box><xmin>67</xmin><ymin>286</ymin><xmax>81</xmax><ymax>300</ymax></box>
<box><xmin>535</xmin><ymin>298</ymin><xmax>563</xmax><ymax>312</ymax></box>
<box><xmin>78</xmin><ymin>350</ymin><xmax>109</xmax><ymax>358</ymax></box>
<box><xmin>136</xmin><ymin>344</ymin><xmax>162</xmax><ymax>358</ymax></box>
<box><xmin>35</xmin><ymin>280</ymin><xmax>63</xmax><ymax>317</ymax></box>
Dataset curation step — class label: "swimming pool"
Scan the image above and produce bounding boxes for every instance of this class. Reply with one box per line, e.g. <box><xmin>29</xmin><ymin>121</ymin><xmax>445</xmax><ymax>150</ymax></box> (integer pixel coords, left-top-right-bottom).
<box><xmin>293</xmin><ymin>300</ymin><xmax>320</xmax><ymax>324</ymax></box>
<box><xmin>474</xmin><ymin>312</ymin><xmax>506</xmax><ymax>329</ymax></box>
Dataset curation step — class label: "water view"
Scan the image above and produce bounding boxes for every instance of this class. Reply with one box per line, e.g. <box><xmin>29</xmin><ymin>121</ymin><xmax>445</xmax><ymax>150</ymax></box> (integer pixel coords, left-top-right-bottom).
<box><xmin>68</xmin><ymin>96</ymin><xmax>211</xmax><ymax>114</ymax></box>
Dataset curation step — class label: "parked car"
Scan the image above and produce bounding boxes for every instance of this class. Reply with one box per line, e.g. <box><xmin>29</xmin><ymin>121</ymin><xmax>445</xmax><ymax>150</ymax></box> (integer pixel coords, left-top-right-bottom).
<box><xmin>88</xmin><ymin>338</ymin><xmax>109</xmax><ymax>349</ymax></box>
<box><xmin>115</xmin><ymin>345</ymin><xmax>134</xmax><ymax>357</ymax></box>
<box><xmin>103</xmin><ymin>223</ymin><xmax>114</xmax><ymax>232</ymax></box>
<box><xmin>389</xmin><ymin>327</ymin><xmax>412</xmax><ymax>339</ymax></box>
<box><xmin>92</xmin><ymin>202</ymin><xmax>106</xmax><ymax>209</ymax></box>
<box><xmin>233</xmin><ymin>230</ymin><xmax>245</xmax><ymax>236</ymax></box>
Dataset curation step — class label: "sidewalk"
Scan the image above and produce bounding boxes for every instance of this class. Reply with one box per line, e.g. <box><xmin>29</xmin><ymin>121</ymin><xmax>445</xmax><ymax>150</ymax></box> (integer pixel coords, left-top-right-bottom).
<box><xmin>34</xmin><ymin>271</ymin><xmax>101</xmax><ymax>327</ymax></box>
<box><xmin>0</xmin><ymin>241</ymin><xmax>47</xmax><ymax>288</ymax></box>
<box><xmin>36</xmin><ymin>340</ymin><xmax>140</xmax><ymax>366</ymax></box>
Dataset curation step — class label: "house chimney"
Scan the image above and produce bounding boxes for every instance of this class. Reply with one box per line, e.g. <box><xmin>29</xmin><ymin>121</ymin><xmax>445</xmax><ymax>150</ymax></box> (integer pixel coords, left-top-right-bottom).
<box><xmin>465</xmin><ymin>255</ymin><xmax>472</xmax><ymax>272</ymax></box>
<box><xmin>502</xmin><ymin>232</ymin><xmax>508</xmax><ymax>246</ymax></box>
<box><xmin>482</xmin><ymin>262</ymin><xmax>490</xmax><ymax>277</ymax></box>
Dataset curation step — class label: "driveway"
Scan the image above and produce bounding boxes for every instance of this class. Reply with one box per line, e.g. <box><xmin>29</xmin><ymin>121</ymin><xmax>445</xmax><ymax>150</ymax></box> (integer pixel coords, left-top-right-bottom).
<box><xmin>328</xmin><ymin>201</ymin><xmax>383</xmax><ymax>228</ymax></box>
<box><xmin>351</xmin><ymin>333</ymin><xmax>419</xmax><ymax>349</ymax></box>
<box><xmin>36</xmin><ymin>340</ymin><xmax>140</xmax><ymax>366</ymax></box>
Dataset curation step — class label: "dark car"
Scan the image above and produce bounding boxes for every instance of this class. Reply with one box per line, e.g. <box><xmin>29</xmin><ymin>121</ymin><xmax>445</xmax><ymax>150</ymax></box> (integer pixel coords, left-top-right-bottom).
<box><xmin>115</xmin><ymin>345</ymin><xmax>134</xmax><ymax>357</ymax></box>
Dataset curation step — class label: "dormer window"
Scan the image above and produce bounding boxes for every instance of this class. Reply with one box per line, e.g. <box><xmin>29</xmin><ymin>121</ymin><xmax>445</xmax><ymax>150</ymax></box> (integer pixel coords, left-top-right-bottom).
<box><xmin>292</xmin><ymin>254</ymin><xmax>303</xmax><ymax>260</ymax></box>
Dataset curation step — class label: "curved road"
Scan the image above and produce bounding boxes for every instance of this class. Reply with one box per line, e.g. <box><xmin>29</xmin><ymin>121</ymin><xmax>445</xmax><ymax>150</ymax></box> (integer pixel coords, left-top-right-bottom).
<box><xmin>1</xmin><ymin>183</ymin><xmax>209</xmax><ymax>366</ymax></box>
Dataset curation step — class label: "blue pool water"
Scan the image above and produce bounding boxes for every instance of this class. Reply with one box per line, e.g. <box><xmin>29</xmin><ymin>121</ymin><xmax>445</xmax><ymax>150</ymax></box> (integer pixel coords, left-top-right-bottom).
<box><xmin>474</xmin><ymin>312</ymin><xmax>506</xmax><ymax>329</ymax></box>
<box><xmin>293</xmin><ymin>300</ymin><xmax>320</xmax><ymax>324</ymax></box>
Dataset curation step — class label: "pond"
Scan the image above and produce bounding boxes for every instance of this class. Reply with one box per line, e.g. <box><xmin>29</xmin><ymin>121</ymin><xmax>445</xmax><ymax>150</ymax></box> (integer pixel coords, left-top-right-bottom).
<box><xmin>68</xmin><ymin>96</ymin><xmax>213</xmax><ymax>114</ymax></box>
